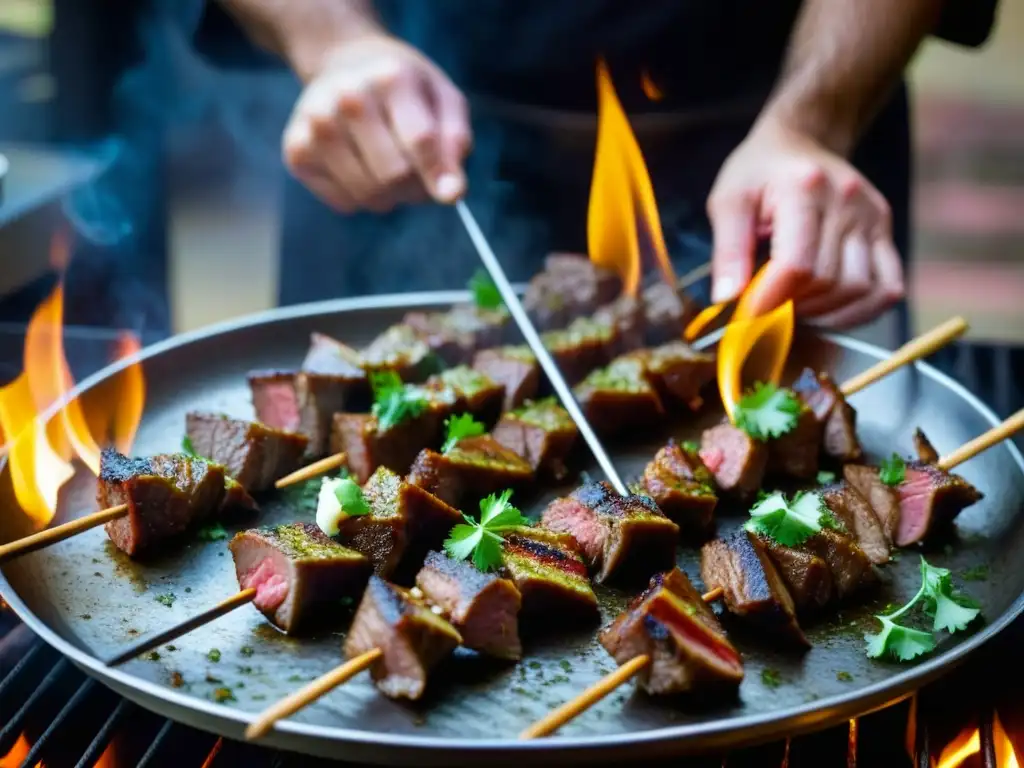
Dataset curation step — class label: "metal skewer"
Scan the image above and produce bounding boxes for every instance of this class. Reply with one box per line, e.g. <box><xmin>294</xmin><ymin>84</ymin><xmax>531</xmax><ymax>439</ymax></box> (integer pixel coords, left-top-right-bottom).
<box><xmin>455</xmin><ymin>199</ymin><xmax>627</xmax><ymax>495</ymax></box>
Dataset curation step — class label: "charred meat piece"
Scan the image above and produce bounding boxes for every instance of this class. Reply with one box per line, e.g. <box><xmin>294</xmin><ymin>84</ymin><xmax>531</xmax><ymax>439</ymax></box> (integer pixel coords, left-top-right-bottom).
<box><xmin>343</xmin><ymin>575</ymin><xmax>462</xmax><ymax>700</ymax></box>
<box><xmin>361</xmin><ymin>324</ymin><xmax>441</xmax><ymax>383</ymax></box>
<box><xmin>426</xmin><ymin>366</ymin><xmax>505</xmax><ymax>426</ymax></box>
<box><xmin>415</xmin><ymin>550</ymin><xmax>522</xmax><ymax>660</ymax></box>
<box><xmin>802</xmin><ymin>529</ymin><xmax>877</xmax><ymax>600</ymax></box>
<box><xmin>98</xmin><ymin>449</ymin><xmax>255</xmax><ymax>557</ymax></box>
<box><xmin>339</xmin><ymin>466</ymin><xmax>462</xmax><ymax>579</ymax></box>
<box><xmin>575</xmin><ymin>357</ymin><xmax>665</xmax><ymax>436</ymax></box>
<box><xmin>592</xmin><ymin>294</ymin><xmax>646</xmax><ymax>357</ymax></box>
<box><xmin>843</xmin><ymin>464</ymin><xmax>901</xmax><ymax>541</ymax></box>
<box><xmin>471</xmin><ymin>346</ymin><xmax>540</xmax><ymax>412</ymax></box>
<box><xmin>641</xmin><ymin>440</ymin><xmax>718</xmax><ymax>537</ymax></box>
<box><xmin>403</xmin><ymin>305</ymin><xmax>509</xmax><ymax>366</ymax></box>
<box><xmin>766</xmin><ymin>405</ymin><xmax>823</xmax><ymax>480</ymax></box>
<box><xmin>221</xmin><ymin>476</ymin><xmax>256</xmax><ymax>514</ymax></box>
<box><xmin>330</xmin><ymin>386</ymin><xmax>455</xmax><ymax>484</ymax></box>
<box><xmin>523</xmin><ymin>253</ymin><xmax>620</xmax><ymax>330</ymax></box>
<box><xmin>760</xmin><ymin>539</ymin><xmax>834</xmax><ymax>611</ymax></box>
<box><xmin>893</xmin><ymin>461</ymin><xmax>983</xmax><ymax>547</ymax></box>
<box><xmin>229</xmin><ymin>523</ymin><xmax>369</xmax><ymax>634</ymax></box>
<box><xmin>700</xmin><ymin>531</ymin><xmax>807</xmax><ymax>646</ymax></box>
<box><xmin>543</xmin><ymin>317</ymin><xmax>617</xmax><ymax>385</ymax></box>
<box><xmin>599</xmin><ymin>568</ymin><xmax>744</xmax><ymax>695</ymax></box>
<box><xmin>542</xmin><ymin>481</ymin><xmax>679</xmax><ymax>584</ymax></box>
<box><xmin>628</xmin><ymin>341</ymin><xmax>716</xmax><ymax>410</ymax></box>
<box><xmin>791</xmin><ymin>368</ymin><xmax>862</xmax><ymax>462</ymax></box>
<box><xmin>500</xmin><ymin>526</ymin><xmax>599</xmax><ymax>620</ymax></box>
<box><xmin>913</xmin><ymin>428</ymin><xmax>941</xmax><ymax>464</ymax></box>
<box><xmin>642</xmin><ymin>281</ymin><xmax>699</xmax><ymax>347</ymax></box>
<box><xmin>300</xmin><ymin>333</ymin><xmax>373</xmax><ymax>452</ymax></box>
<box><xmin>700</xmin><ymin>423</ymin><xmax>769</xmax><ymax>498</ymax></box>
<box><xmin>185</xmin><ymin>413</ymin><xmax>308</xmax><ymax>492</ymax></box>
<box><xmin>407</xmin><ymin>435</ymin><xmax>534</xmax><ymax>508</ymax></box>
<box><xmin>491</xmin><ymin>397</ymin><xmax>578</xmax><ymax>480</ymax></box>
<box><xmin>248</xmin><ymin>370</ymin><xmax>301</xmax><ymax>433</ymax></box>
<box><xmin>821</xmin><ymin>483</ymin><xmax>891</xmax><ymax>564</ymax></box>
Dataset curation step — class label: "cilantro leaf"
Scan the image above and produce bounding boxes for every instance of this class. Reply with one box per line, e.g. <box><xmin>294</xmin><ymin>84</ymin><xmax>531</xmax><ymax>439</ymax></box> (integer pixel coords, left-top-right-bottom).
<box><xmin>879</xmin><ymin>453</ymin><xmax>906</xmax><ymax>486</ymax></box>
<box><xmin>181</xmin><ymin>436</ymin><xmax>211</xmax><ymax>461</ymax></box>
<box><xmin>865</xmin><ymin>617</ymin><xmax>936</xmax><ymax>661</ymax></box>
<box><xmin>682</xmin><ymin>440</ymin><xmax>699</xmax><ymax>453</ymax></box>
<box><xmin>442</xmin><ymin>413</ymin><xmax>485</xmax><ymax>453</ymax></box>
<box><xmin>468</xmin><ymin>269</ymin><xmax>504</xmax><ymax>310</ymax></box>
<box><xmin>816</xmin><ymin>470</ymin><xmax>836</xmax><ymax>485</ymax></box>
<box><xmin>197</xmin><ymin>523</ymin><xmax>229</xmax><ymax>541</ymax></box>
<box><xmin>442</xmin><ymin>489</ymin><xmax>529</xmax><ymax>572</ymax></box>
<box><xmin>370</xmin><ymin>371</ymin><xmax>427</xmax><ymax>431</ymax></box>
<box><xmin>733</xmin><ymin>382</ymin><xmax>801</xmax><ymax>441</ymax></box>
<box><xmin>743</xmin><ymin>490</ymin><xmax>830</xmax><ymax>547</ymax></box>
<box><xmin>333</xmin><ymin>477</ymin><xmax>370</xmax><ymax>517</ymax></box>
<box><xmin>919</xmin><ymin>558</ymin><xmax>980</xmax><ymax>633</ymax></box>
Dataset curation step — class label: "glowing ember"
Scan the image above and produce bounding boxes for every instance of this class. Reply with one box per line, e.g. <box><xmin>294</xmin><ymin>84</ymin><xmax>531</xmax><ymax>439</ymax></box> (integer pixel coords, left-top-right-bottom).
<box><xmin>640</xmin><ymin>70</ymin><xmax>663</xmax><ymax>101</ymax></box>
<box><xmin>94</xmin><ymin>740</ymin><xmax>118</xmax><ymax>768</ymax></box>
<box><xmin>0</xmin><ymin>234</ymin><xmax>146</xmax><ymax>527</ymax></box>
<box><xmin>588</xmin><ymin>59</ymin><xmax>676</xmax><ymax>297</ymax></box>
<box><xmin>936</xmin><ymin>725</ymin><xmax>980</xmax><ymax>768</ymax></box>
<box><xmin>200</xmin><ymin>737</ymin><xmax>224</xmax><ymax>768</ymax></box>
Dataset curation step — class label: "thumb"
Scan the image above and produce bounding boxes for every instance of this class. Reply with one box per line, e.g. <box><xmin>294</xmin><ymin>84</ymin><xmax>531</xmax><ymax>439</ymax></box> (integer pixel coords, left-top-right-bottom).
<box><xmin>707</xmin><ymin>192</ymin><xmax>758</xmax><ymax>304</ymax></box>
<box><xmin>429</xmin><ymin>79</ymin><xmax>471</xmax><ymax>203</ymax></box>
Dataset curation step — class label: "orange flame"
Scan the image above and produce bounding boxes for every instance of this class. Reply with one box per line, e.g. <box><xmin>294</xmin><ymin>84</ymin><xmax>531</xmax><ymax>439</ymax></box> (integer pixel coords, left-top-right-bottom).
<box><xmin>906</xmin><ymin>694</ymin><xmax>918</xmax><ymax>762</ymax></box>
<box><xmin>848</xmin><ymin>719</ymin><xmax>858</xmax><ymax>768</ymax></box>
<box><xmin>588</xmin><ymin>59</ymin><xmax>676</xmax><ymax>298</ymax></box>
<box><xmin>0</xmin><ymin>235</ymin><xmax>146</xmax><ymax>527</ymax></box>
<box><xmin>640</xmin><ymin>70</ymin><xmax>663</xmax><ymax>101</ymax></box>
<box><xmin>0</xmin><ymin>733</ymin><xmax>36</xmax><ymax>768</ymax></box>
<box><xmin>995</xmin><ymin>711</ymin><xmax>1021</xmax><ymax>768</ymax></box>
<box><xmin>936</xmin><ymin>725</ymin><xmax>980</xmax><ymax>768</ymax></box>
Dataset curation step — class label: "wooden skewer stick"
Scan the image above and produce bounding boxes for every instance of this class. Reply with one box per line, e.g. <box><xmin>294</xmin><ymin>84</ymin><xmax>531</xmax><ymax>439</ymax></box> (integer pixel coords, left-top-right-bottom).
<box><xmin>246</xmin><ymin>648</ymin><xmax>383</xmax><ymax>740</ymax></box>
<box><xmin>105</xmin><ymin>588</ymin><xmax>257</xmax><ymax>667</ymax></box>
<box><xmin>0</xmin><ymin>504</ymin><xmax>128</xmax><ymax>565</ymax></box>
<box><xmin>520</xmin><ymin>586</ymin><xmax>722</xmax><ymax>740</ymax></box>
<box><xmin>840</xmin><ymin>316</ymin><xmax>968</xmax><ymax>396</ymax></box>
<box><xmin>938</xmin><ymin>407</ymin><xmax>1024</xmax><ymax>472</ymax></box>
<box><xmin>275</xmin><ymin>452</ymin><xmax>347</xmax><ymax>489</ymax></box>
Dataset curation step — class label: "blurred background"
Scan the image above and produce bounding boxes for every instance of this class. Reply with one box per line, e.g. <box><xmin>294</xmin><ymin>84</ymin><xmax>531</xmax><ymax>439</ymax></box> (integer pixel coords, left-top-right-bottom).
<box><xmin>0</xmin><ymin>0</ymin><xmax>1021</xmax><ymax>339</ymax></box>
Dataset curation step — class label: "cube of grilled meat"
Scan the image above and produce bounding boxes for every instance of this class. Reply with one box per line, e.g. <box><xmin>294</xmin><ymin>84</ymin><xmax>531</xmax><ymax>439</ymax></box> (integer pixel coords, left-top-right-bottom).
<box><xmin>402</xmin><ymin>305</ymin><xmax>509</xmax><ymax>366</ymax></box>
<box><xmin>343</xmin><ymin>575</ymin><xmax>462</xmax><ymax>700</ymax></box>
<box><xmin>642</xmin><ymin>281</ymin><xmax>698</xmax><ymax>346</ymax></box>
<box><xmin>185</xmin><ymin>413</ymin><xmax>308</xmax><ymax>492</ymax></box>
<box><xmin>575</xmin><ymin>357</ymin><xmax>665</xmax><ymax>436</ymax></box>
<box><xmin>759</xmin><ymin>539</ymin><xmax>833</xmax><ymax>611</ymax></box>
<box><xmin>821</xmin><ymin>483</ymin><xmax>891</xmax><ymax>564</ymax></box>
<box><xmin>300</xmin><ymin>333</ymin><xmax>373</xmax><ymax>452</ymax></box>
<box><xmin>629</xmin><ymin>341</ymin><xmax>716</xmax><ymax>410</ymax></box>
<box><xmin>500</xmin><ymin>526</ymin><xmax>599</xmax><ymax>620</ymax></box>
<box><xmin>229</xmin><ymin>523</ymin><xmax>370</xmax><ymax>634</ymax></box>
<box><xmin>425</xmin><ymin>365</ymin><xmax>505</xmax><ymax>425</ymax></box>
<box><xmin>641</xmin><ymin>440</ymin><xmax>718</xmax><ymax>537</ymax></box>
<box><xmin>843</xmin><ymin>464</ymin><xmax>900</xmax><ymax>541</ymax></box>
<box><xmin>592</xmin><ymin>294</ymin><xmax>646</xmax><ymax>357</ymax></box>
<box><xmin>361</xmin><ymin>324</ymin><xmax>441</xmax><ymax>383</ymax></box>
<box><xmin>523</xmin><ymin>253</ymin><xmax>620</xmax><ymax>330</ymax></box>
<box><xmin>893</xmin><ymin>461</ymin><xmax>983</xmax><ymax>547</ymax></box>
<box><xmin>491</xmin><ymin>397</ymin><xmax>578</xmax><ymax>480</ymax></box>
<box><xmin>415</xmin><ymin>551</ymin><xmax>522</xmax><ymax>660</ymax></box>
<box><xmin>248</xmin><ymin>370</ymin><xmax>301</xmax><ymax>433</ymax></box>
<box><xmin>766</xmin><ymin>405</ymin><xmax>823</xmax><ymax>480</ymax></box>
<box><xmin>98</xmin><ymin>449</ymin><xmax>256</xmax><ymax>557</ymax></box>
<box><xmin>542</xmin><ymin>481</ymin><xmax>679</xmax><ymax>584</ymax></box>
<box><xmin>471</xmin><ymin>346</ymin><xmax>540</xmax><ymax>412</ymax></box>
<box><xmin>599</xmin><ymin>568</ymin><xmax>744</xmax><ymax>695</ymax></box>
<box><xmin>802</xmin><ymin>529</ymin><xmax>877</xmax><ymax>599</ymax></box>
<box><xmin>407</xmin><ymin>435</ymin><xmax>534</xmax><ymax>508</ymax></box>
<box><xmin>700</xmin><ymin>423</ymin><xmax>769</xmax><ymax>498</ymax></box>
<box><xmin>338</xmin><ymin>466</ymin><xmax>462</xmax><ymax>580</ymax></box>
<box><xmin>542</xmin><ymin>317</ymin><xmax>616</xmax><ymax>385</ymax></box>
<box><xmin>791</xmin><ymin>368</ymin><xmax>862</xmax><ymax>462</ymax></box>
<box><xmin>330</xmin><ymin>386</ymin><xmax>455</xmax><ymax>483</ymax></box>
<box><xmin>913</xmin><ymin>427</ymin><xmax>940</xmax><ymax>464</ymax></box>
<box><xmin>700</xmin><ymin>531</ymin><xmax>808</xmax><ymax>647</ymax></box>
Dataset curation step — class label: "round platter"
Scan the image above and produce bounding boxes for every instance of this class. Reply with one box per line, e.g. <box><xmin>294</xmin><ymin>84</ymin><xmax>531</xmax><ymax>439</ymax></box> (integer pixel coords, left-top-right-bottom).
<box><xmin>1</xmin><ymin>291</ymin><xmax>1022</xmax><ymax>766</ymax></box>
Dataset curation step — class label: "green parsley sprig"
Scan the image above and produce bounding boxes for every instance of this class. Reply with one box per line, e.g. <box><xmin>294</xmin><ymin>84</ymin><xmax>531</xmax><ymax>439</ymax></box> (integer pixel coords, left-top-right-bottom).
<box><xmin>733</xmin><ymin>382</ymin><xmax>801</xmax><ymax>441</ymax></box>
<box><xmin>744</xmin><ymin>490</ymin><xmax>843</xmax><ymax>547</ymax></box>
<box><xmin>370</xmin><ymin>371</ymin><xmax>427</xmax><ymax>431</ymax></box>
<box><xmin>816</xmin><ymin>470</ymin><xmax>836</xmax><ymax>485</ymax></box>
<box><xmin>333</xmin><ymin>477</ymin><xmax>370</xmax><ymax>517</ymax></box>
<box><xmin>865</xmin><ymin>556</ymin><xmax>980</xmax><ymax>662</ymax></box>
<box><xmin>443</xmin><ymin>489</ymin><xmax>529</xmax><ymax>572</ymax></box>
<box><xmin>181</xmin><ymin>436</ymin><xmax>210</xmax><ymax>461</ymax></box>
<box><xmin>879</xmin><ymin>453</ymin><xmax>906</xmax><ymax>486</ymax></box>
<box><xmin>468</xmin><ymin>269</ymin><xmax>504</xmax><ymax>310</ymax></box>
<box><xmin>441</xmin><ymin>413</ymin><xmax>486</xmax><ymax>453</ymax></box>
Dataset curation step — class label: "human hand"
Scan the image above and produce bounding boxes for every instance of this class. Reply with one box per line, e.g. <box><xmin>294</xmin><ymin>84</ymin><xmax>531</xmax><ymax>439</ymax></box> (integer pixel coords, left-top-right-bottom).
<box><xmin>282</xmin><ymin>33</ymin><xmax>471</xmax><ymax>213</ymax></box>
<box><xmin>706</xmin><ymin>118</ymin><xmax>904</xmax><ymax>328</ymax></box>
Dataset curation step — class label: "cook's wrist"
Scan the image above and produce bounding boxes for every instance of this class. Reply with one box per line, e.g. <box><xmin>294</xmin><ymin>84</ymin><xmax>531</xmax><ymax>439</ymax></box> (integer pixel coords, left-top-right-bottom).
<box><xmin>284</xmin><ymin>16</ymin><xmax>388</xmax><ymax>83</ymax></box>
<box><xmin>753</xmin><ymin>93</ymin><xmax>859</xmax><ymax>158</ymax></box>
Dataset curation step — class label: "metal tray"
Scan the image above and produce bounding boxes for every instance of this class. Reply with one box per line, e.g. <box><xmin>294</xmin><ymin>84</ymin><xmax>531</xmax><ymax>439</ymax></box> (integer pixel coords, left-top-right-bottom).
<box><xmin>1</xmin><ymin>291</ymin><xmax>1022</xmax><ymax>766</ymax></box>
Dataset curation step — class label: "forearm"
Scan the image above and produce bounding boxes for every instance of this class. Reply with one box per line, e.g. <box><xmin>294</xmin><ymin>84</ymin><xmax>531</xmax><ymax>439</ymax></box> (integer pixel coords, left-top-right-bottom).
<box><xmin>218</xmin><ymin>0</ymin><xmax>384</xmax><ymax>81</ymax></box>
<box><xmin>758</xmin><ymin>0</ymin><xmax>942</xmax><ymax>155</ymax></box>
